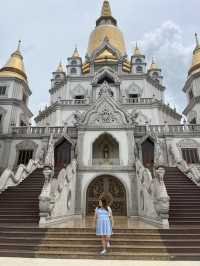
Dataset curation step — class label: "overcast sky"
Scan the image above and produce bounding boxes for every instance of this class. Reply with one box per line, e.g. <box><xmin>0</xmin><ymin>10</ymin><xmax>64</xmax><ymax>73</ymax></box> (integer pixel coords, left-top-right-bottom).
<box><xmin>0</xmin><ymin>0</ymin><xmax>199</xmax><ymax>119</ymax></box>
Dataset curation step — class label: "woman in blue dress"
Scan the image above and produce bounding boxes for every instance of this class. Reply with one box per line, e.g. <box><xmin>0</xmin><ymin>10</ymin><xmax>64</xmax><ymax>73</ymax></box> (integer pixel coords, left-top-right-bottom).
<box><xmin>94</xmin><ymin>197</ymin><xmax>113</xmax><ymax>255</ymax></box>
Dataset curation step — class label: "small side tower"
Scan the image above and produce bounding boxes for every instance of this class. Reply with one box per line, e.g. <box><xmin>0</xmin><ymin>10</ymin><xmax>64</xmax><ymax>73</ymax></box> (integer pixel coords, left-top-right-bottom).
<box><xmin>67</xmin><ymin>47</ymin><xmax>82</xmax><ymax>76</ymax></box>
<box><xmin>131</xmin><ymin>44</ymin><xmax>146</xmax><ymax>74</ymax></box>
<box><xmin>148</xmin><ymin>58</ymin><xmax>163</xmax><ymax>85</ymax></box>
<box><xmin>0</xmin><ymin>41</ymin><xmax>32</xmax><ymax>133</ymax></box>
<box><xmin>183</xmin><ymin>33</ymin><xmax>200</xmax><ymax>124</ymax></box>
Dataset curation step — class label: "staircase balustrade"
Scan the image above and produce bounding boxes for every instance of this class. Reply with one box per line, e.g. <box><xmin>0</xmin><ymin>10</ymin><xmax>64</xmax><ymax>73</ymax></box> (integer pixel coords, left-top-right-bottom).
<box><xmin>177</xmin><ymin>160</ymin><xmax>200</xmax><ymax>186</ymax></box>
<box><xmin>136</xmin><ymin>159</ymin><xmax>169</xmax><ymax>228</ymax></box>
<box><xmin>0</xmin><ymin>159</ymin><xmax>41</xmax><ymax>193</ymax></box>
<box><xmin>39</xmin><ymin>159</ymin><xmax>77</xmax><ymax>226</ymax></box>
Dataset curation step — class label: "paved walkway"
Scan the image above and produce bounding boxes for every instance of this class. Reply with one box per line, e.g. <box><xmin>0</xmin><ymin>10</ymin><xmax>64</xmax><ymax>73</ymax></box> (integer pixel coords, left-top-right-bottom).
<box><xmin>0</xmin><ymin>258</ymin><xmax>199</xmax><ymax>266</ymax></box>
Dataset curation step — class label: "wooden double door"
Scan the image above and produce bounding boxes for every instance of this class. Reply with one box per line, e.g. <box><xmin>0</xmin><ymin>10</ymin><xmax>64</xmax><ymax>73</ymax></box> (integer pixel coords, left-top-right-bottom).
<box><xmin>86</xmin><ymin>176</ymin><xmax>127</xmax><ymax>216</ymax></box>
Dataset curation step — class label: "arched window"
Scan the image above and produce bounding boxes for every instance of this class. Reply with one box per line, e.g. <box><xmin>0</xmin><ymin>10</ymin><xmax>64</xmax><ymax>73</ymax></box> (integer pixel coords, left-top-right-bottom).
<box><xmin>152</xmin><ymin>72</ymin><xmax>159</xmax><ymax>78</ymax></box>
<box><xmin>136</xmin><ymin>66</ymin><xmax>143</xmax><ymax>73</ymax></box>
<box><xmin>0</xmin><ymin>114</ymin><xmax>2</xmax><ymax>133</ymax></box>
<box><xmin>97</xmin><ymin>75</ymin><xmax>115</xmax><ymax>84</ymax></box>
<box><xmin>74</xmin><ymin>95</ymin><xmax>85</xmax><ymax>100</ymax></box>
<box><xmin>71</xmin><ymin>60</ymin><xmax>77</xmax><ymax>66</ymax></box>
<box><xmin>136</xmin><ymin>58</ymin><xmax>142</xmax><ymax>64</ymax></box>
<box><xmin>55</xmin><ymin>74</ymin><xmax>61</xmax><ymax>79</ymax></box>
<box><xmin>71</xmin><ymin>68</ymin><xmax>77</xmax><ymax>75</ymax></box>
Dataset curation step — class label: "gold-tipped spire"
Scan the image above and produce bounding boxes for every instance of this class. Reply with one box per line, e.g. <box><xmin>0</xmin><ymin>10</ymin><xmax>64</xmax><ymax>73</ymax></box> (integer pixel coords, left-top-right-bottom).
<box><xmin>134</xmin><ymin>43</ymin><xmax>141</xmax><ymax>55</ymax></box>
<box><xmin>72</xmin><ymin>46</ymin><xmax>80</xmax><ymax>58</ymax></box>
<box><xmin>56</xmin><ymin>60</ymin><xmax>64</xmax><ymax>72</ymax></box>
<box><xmin>149</xmin><ymin>58</ymin><xmax>158</xmax><ymax>70</ymax></box>
<box><xmin>87</xmin><ymin>0</ymin><xmax>126</xmax><ymax>56</ymax></box>
<box><xmin>0</xmin><ymin>41</ymin><xmax>27</xmax><ymax>82</ymax></box>
<box><xmin>101</xmin><ymin>0</ymin><xmax>112</xmax><ymax>17</ymax></box>
<box><xmin>195</xmin><ymin>32</ymin><xmax>200</xmax><ymax>48</ymax></box>
<box><xmin>188</xmin><ymin>33</ymin><xmax>200</xmax><ymax>76</ymax></box>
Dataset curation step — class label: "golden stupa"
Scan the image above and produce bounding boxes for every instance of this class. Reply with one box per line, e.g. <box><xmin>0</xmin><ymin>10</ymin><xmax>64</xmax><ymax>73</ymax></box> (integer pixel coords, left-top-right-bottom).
<box><xmin>0</xmin><ymin>41</ymin><xmax>27</xmax><ymax>83</ymax></box>
<box><xmin>188</xmin><ymin>33</ymin><xmax>200</xmax><ymax>76</ymax></box>
<box><xmin>87</xmin><ymin>0</ymin><xmax>126</xmax><ymax>56</ymax></box>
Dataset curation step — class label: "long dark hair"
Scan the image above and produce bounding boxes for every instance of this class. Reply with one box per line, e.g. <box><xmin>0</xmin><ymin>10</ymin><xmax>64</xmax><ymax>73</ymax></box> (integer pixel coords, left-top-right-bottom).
<box><xmin>98</xmin><ymin>197</ymin><xmax>109</xmax><ymax>212</ymax></box>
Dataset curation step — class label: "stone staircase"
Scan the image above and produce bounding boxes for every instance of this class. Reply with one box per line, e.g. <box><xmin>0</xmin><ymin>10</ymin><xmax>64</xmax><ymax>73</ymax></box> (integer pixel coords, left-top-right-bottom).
<box><xmin>0</xmin><ymin>227</ymin><xmax>200</xmax><ymax>260</ymax></box>
<box><xmin>0</xmin><ymin>168</ymin><xmax>44</xmax><ymax>224</ymax></box>
<box><xmin>165</xmin><ymin>167</ymin><xmax>200</xmax><ymax>226</ymax></box>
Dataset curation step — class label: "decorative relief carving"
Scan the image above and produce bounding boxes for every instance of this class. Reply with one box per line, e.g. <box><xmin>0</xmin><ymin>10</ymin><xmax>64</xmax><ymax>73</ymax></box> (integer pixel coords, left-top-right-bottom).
<box><xmin>74</xmin><ymin>82</ymin><xmax>135</xmax><ymax>128</ymax></box>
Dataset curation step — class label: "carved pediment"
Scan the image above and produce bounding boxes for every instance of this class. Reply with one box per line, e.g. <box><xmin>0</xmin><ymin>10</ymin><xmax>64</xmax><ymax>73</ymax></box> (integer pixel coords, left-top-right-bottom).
<box><xmin>90</xmin><ymin>37</ymin><xmax>122</xmax><ymax>61</ymax></box>
<box><xmin>74</xmin><ymin>82</ymin><xmax>135</xmax><ymax>128</ymax></box>
<box><xmin>92</xmin><ymin>66</ymin><xmax>120</xmax><ymax>85</ymax></box>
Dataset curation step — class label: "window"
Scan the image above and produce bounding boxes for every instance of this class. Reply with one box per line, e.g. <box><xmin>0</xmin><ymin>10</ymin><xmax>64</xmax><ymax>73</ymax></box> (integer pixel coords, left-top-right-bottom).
<box><xmin>152</xmin><ymin>72</ymin><xmax>159</xmax><ymax>78</ymax></box>
<box><xmin>20</xmin><ymin>120</ymin><xmax>27</xmax><ymax>126</ymax></box>
<box><xmin>190</xmin><ymin>118</ymin><xmax>197</xmax><ymax>124</ymax></box>
<box><xmin>97</xmin><ymin>76</ymin><xmax>114</xmax><ymax>84</ymax></box>
<box><xmin>182</xmin><ymin>148</ymin><xmax>200</xmax><ymax>164</ymax></box>
<box><xmin>189</xmin><ymin>90</ymin><xmax>194</xmax><ymax>100</ymax></box>
<box><xmin>22</xmin><ymin>93</ymin><xmax>27</xmax><ymax>104</ymax></box>
<box><xmin>71</xmin><ymin>68</ymin><xmax>77</xmax><ymax>74</ymax></box>
<box><xmin>55</xmin><ymin>74</ymin><xmax>61</xmax><ymax>79</ymax></box>
<box><xmin>0</xmin><ymin>114</ymin><xmax>2</xmax><ymax>133</ymax></box>
<box><xmin>135</xmin><ymin>58</ymin><xmax>142</xmax><ymax>64</ymax></box>
<box><xmin>75</xmin><ymin>95</ymin><xmax>84</xmax><ymax>100</ymax></box>
<box><xmin>0</xmin><ymin>86</ymin><xmax>6</xmax><ymax>95</ymax></box>
<box><xmin>17</xmin><ymin>150</ymin><xmax>33</xmax><ymax>165</ymax></box>
<box><xmin>129</xmin><ymin>94</ymin><xmax>139</xmax><ymax>99</ymax></box>
<box><xmin>136</xmin><ymin>66</ymin><xmax>143</xmax><ymax>73</ymax></box>
<box><xmin>71</xmin><ymin>60</ymin><xmax>77</xmax><ymax>66</ymax></box>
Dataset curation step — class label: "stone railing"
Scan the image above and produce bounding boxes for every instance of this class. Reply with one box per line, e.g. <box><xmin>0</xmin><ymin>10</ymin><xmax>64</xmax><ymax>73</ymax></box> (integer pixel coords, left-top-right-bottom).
<box><xmin>135</xmin><ymin>124</ymin><xmax>200</xmax><ymax>136</ymax></box>
<box><xmin>177</xmin><ymin>160</ymin><xmax>200</xmax><ymax>186</ymax></box>
<box><xmin>0</xmin><ymin>159</ymin><xmax>41</xmax><ymax>194</ymax></box>
<box><xmin>11</xmin><ymin>126</ymin><xmax>78</xmax><ymax>139</ymax></box>
<box><xmin>136</xmin><ymin>159</ymin><xmax>169</xmax><ymax>228</ymax></box>
<box><xmin>39</xmin><ymin>159</ymin><xmax>77</xmax><ymax>226</ymax></box>
<box><xmin>123</xmin><ymin>98</ymin><xmax>155</xmax><ymax>105</ymax></box>
<box><xmin>58</xmin><ymin>99</ymin><xmax>90</xmax><ymax>105</ymax></box>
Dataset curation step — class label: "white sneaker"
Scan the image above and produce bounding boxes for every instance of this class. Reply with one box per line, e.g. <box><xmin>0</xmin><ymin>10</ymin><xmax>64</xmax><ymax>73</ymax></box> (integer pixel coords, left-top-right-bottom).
<box><xmin>100</xmin><ymin>249</ymin><xmax>107</xmax><ymax>255</ymax></box>
<box><xmin>107</xmin><ymin>241</ymin><xmax>111</xmax><ymax>248</ymax></box>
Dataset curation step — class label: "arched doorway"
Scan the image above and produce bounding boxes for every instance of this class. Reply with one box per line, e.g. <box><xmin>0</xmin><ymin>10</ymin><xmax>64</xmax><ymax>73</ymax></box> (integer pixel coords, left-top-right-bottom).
<box><xmin>86</xmin><ymin>175</ymin><xmax>127</xmax><ymax>216</ymax></box>
<box><xmin>142</xmin><ymin>138</ymin><xmax>155</xmax><ymax>168</ymax></box>
<box><xmin>54</xmin><ymin>138</ymin><xmax>72</xmax><ymax>170</ymax></box>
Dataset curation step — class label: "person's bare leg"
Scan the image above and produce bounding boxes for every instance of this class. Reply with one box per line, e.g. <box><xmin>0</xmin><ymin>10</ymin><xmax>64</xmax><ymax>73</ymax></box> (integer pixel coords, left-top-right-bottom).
<box><xmin>103</xmin><ymin>236</ymin><xmax>107</xmax><ymax>249</ymax></box>
<box><xmin>101</xmin><ymin>236</ymin><xmax>105</xmax><ymax>249</ymax></box>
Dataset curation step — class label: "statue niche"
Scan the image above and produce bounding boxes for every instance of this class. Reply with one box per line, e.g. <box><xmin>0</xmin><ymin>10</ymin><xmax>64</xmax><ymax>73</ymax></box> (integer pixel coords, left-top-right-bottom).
<box><xmin>92</xmin><ymin>133</ymin><xmax>119</xmax><ymax>165</ymax></box>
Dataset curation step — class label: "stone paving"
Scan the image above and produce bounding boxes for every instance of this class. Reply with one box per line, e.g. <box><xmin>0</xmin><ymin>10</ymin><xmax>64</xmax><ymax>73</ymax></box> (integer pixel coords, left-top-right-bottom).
<box><xmin>0</xmin><ymin>258</ymin><xmax>199</xmax><ymax>266</ymax></box>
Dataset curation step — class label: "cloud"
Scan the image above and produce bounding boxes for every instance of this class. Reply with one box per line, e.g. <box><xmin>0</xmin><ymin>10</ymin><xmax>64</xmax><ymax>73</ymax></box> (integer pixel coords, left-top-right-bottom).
<box><xmin>132</xmin><ymin>20</ymin><xmax>194</xmax><ymax>113</ymax></box>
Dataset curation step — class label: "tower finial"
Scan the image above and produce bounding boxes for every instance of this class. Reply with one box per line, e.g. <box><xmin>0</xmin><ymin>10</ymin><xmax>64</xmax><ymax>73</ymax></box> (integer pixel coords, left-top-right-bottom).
<box><xmin>195</xmin><ymin>33</ymin><xmax>199</xmax><ymax>48</ymax></box>
<box><xmin>134</xmin><ymin>42</ymin><xmax>141</xmax><ymax>55</ymax></box>
<box><xmin>17</xmin><ymin>40</ymin><xmax>21</xmax><ymax>51</ymax></box>
<box><xmin>72</xmin><ymin>45</ymin><xmax>80</xmax><ymax>58</ymax></box>
<box><xmin>101</xmin><ymin>0</ymin><xmax>112</xmax><ymax>17</ymax></box>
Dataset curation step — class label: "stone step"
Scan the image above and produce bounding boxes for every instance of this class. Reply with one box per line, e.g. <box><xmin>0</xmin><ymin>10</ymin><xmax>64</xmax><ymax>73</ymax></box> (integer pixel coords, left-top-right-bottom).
<box><xmin>1</xmin><ymin>242</ymin><xmax>200</xmax><ymax>253</ymax></box>
<box><xmin>1</xmin><ymin>236</ymin><xmax>200</xmax><ymax>246</ymax></box>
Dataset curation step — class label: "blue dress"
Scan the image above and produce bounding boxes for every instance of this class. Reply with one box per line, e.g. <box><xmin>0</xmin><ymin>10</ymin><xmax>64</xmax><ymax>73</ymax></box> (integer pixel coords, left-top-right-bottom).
<box><xmin>95</xmin><ymin>207</ymin><xmax>112</xmax><ymax>236</ymax></box>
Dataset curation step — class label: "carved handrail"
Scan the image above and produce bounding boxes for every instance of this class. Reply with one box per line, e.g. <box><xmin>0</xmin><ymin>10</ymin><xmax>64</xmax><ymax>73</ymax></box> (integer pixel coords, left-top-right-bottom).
<box><xmin>0</xmin><ymin>159</ymin><xmax>41</xmax><ymax>193</ymax></box>
<box><xmin>39</xmin><ymin>159</ymin><xmax>77</xmax><ymax>226</ymax></box>
<box><xmin>177</xmin><ymin>160</ymin><xmax>200</xmax><ymax>186</ymax></box>
<box><xmin>136</xmin><ymin>159</ymin><xmax>169</xmax><ymax>228</ymax></box>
